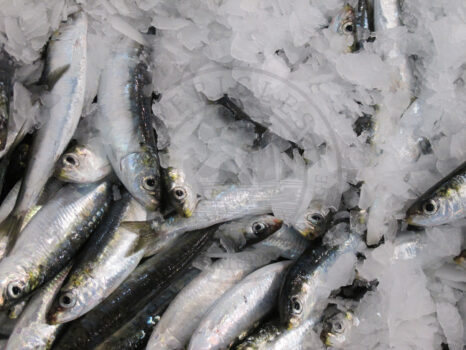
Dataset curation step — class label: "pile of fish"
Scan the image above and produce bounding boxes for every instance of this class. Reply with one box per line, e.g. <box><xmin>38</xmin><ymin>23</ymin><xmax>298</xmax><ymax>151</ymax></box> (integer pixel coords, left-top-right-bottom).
<box><xmin>0</xmin><ymin>0</ymin><xmax>463</xmax><ymax>349</ymax></box>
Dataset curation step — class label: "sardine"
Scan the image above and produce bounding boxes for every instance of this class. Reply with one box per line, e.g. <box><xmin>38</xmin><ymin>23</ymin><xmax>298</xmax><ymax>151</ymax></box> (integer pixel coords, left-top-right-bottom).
<box><xmin>0</xmin><ymin>49</ymin><xmax>15</xmax><ymax>152</ymax></box>
<box><xmin>98</xmin><ymin>36</ymin><xmax>161</xmax><ymax>210</ymax></box>
<box><xmin>55</xmin><ymin>141</ymin><xmax>111</xmax><ymax>184</ymax></box>
<box><xmin>232</xmin><ymin>320</ymin><xmax>283</xmax><ymax>350</ymax></box>
<box><xmin>48</xmin><ymin>193</ymin><xmax>135</xmax><ymax>324</ymax></box>
<box><xmin>293</xmin><ymin>201</ymin><xmax>336</xmax><ymax>240</ymax></box>
<box><xmin>5</xmin><ymin>266</ymin><xmax>70</xmax><ymax>350</ymax></box>
<box><xmin>13</xmin><ymin>12</ymin><xmax>87</xmax><ymax>217</ymax></box>
<box><xmin>53</xmin><ymin>225</ymin><xmax>215</xmax><ymax>349</ymax></box>
<box><xmin>254</xmin><ymin>225</ymin><xmax>310</xmax><ymax>260</ymax></box>
<box><xmin>279</xmin><ymin>233</ymin><xmax>361</xmax><ymax>329</ymax></box>
<box><xmin>330</xmin><ymin>4</ymin><xmax>357</xmax><ymax>52</ymax></box>
<box><xmin>96</xmin><ymin>267</ymin><xmax>200</xmax><ymax>350</ymax></box>
<box><xmin>0</xmin><ymin>180</ymin><xmax>111</xmax><ymax>309</ymax></box>
<box><xmin>188</xmin><ymin>261</ymin><xmax>292</xmax><ymax>350</ymax></box>
<box><xmin>320</xmin><ymin>308</ymin><xmax>359</xmax><ymax>348</ymax></box>
<box><xmin>163</xmin><ymin>166</ymin><xmax>199</xmax><ymax>218</ymax></box>
<box><xmin>406</xmin><ymin>161</ymin><xmax>466</xmax><ymax>226</ymax></box>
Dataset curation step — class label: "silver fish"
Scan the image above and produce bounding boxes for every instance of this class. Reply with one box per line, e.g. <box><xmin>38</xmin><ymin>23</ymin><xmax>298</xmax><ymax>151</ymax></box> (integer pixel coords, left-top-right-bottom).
<box><xmin>5</xmin><ymin>266</ymin><xmax>70</xmax><ymax>350</ymax></box>
<box><xmin>98</xmin><ymin>36</ymin><xmax>161</xmax><ymax>211</ymax></box>
<box><xmin>279</xmin><ymin>233</ymin><xmax>361</xmax><ymax>329</ymax></box>
<box><xmin>188</xmin><ymin>261</ymin><xmax>292</xmax><ymax>350</ymax></box>
<box><xmin>163</xmin><ymin>166</ymin><xmax>199</xmax><ymax>218</ymax></box>
<box><xmin>254</xmin><ymin>225</ymin><xmax>310</xmax><ymax>260</ymax></box>
<box><xmin>406</xmin><ymin>162</ymin><xmax>466</xmax><ymax>226</ymax></box>
<box><xmin>330</xmin><ymin>4</ymin><xmax>357</xmax><ymax>52</ymax></box>
<box><xmin>56</xmin><ymin>141</ymin><xmax>111</xmax><ymax>184</ymax></box>
<box><xmin>321</xmin><ymin>309</ymin><xmax>359</xmax><ymax>348</ymax></box>
<box><xmin>293</xmin><ymin>201</ymin><xmax>336</xmax><ymax>240</ymax></box>
<box><xmin>47</xmin><ymin>194</ymin><xmax>141</xmax><ymax>324</ymax></box>
<box><xmin>147</xmin><ymin>223</ymin><xmax>287</xmax><ymax>350</ymax></box>
<box><xmin>13</xmin><ymin>12</ymin><xmax>87</xmax><ymax>217</ymax></box>
<box><xmin>0</xmin><ymin>180</ymin><xmax>111</xmax><ymax>309</ymax></box>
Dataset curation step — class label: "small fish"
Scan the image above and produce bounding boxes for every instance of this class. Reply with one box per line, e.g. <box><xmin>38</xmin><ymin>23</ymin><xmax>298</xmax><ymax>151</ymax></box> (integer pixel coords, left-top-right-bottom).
<box><xmin>5</xmin><ymin>266</ymin><xmax>70</xmax><ymax>350</ymax></box>
<box><xmin>406</xmin><ymin>161</ymin><xmax>466</xmax><ymax>226</ymax></box>
<box><xmin>53</xmin><ymin>225</ymin><xmax>215</xmax><ymax>349</ymax></box>
<box><xmin>293</xmin><ymin>201</ymin><xmax>336</xmax><ymax>240</ymax></box>
<box><xmin>0</xmin><ymin>180</ymin><xmax>111</xmax><ymax>309</ymax></box>
<box><xmin>0</xmin><ymin>49</ymin><xmax>15</xmax><ymax>152</ymax></box>
<box><xmin>279</xmin><ymin>233</ymin><xmax>361</xmax><ymax>329</ymax></box>
<box><xmin>56</xmin><ymin>142</ymin><xmax>111</xmax><ymax>184</ymax></box>
<box><xmin>98</xmin><ymin>36</ymin><xmax>161</xmax><ymax>211</ymax></box>
<box><xmin>254</xmin><ymin>225</ymin><xmax>310</xmax><ymax>260</ymax></box>
<box><xmin>96</xmin><ymin>267</ymin><xmax>200</xmax><ymax>350</ymax></box>
<box><xmin>320</xmin><ymin>308</ymin><xmax>359</xmax><ymax>348</ymax></box>
<box><xmin>233</xmin><ymin>321</ymin><xmax>283</xmax><ymax>350</ymax></box>
<box><xmin>48</xmin><ymin>193</ymin><xmax>136</xmax><ymax>324</ymax></box>
<box><xmin>188</xmin><ymin>261</ymin><xmax>292</xmax><ymax>350</ymax></box>
<box><xmin>163</xmin><ymin>166</ymin><xmax>198</xmax><ymax>217</ymax></box>
<box><xmin>330</xmin><ymin>4</ymin><xmax>357</xmax><ymax>52</ymax></box>
<box><xmin>13</xmin><ymin>12</ymin><xmax>88</xmax><ymax>217</ymax></box>
<box><xmin>355</xmin><ymin>0</ymin><xmax>374</xmax><ymax>49</ymax></box>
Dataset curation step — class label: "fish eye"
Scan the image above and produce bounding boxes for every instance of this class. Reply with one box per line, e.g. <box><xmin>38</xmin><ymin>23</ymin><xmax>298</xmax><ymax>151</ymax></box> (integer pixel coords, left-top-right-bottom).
<box><xmin>7</xmin><ymin>281</ymin><xmax>24</xmax><ymax>299</ymax></box>
<box><xmin>333</xmin><ymin>321</ymin><xmax>344</xmax><ymax>333</ymax></box>
<box><xmin>306</xmin><ymin>213</ymin><xmax>324</xmax><ymax>225</ymax></box>
<box><xmin>343</xmin><ymin>21</ymin><xmax>354</xmax><ymax>33</ymax></box>
<box><xmin>252</xmin><ymin>222</ymin><xmax>266</xmax><ymax>234</ymax></box>
<box><xmin>422</xmin><ymin>199</ymin><xmax>438</xmax><ymax>215</ymax></box>
<box><xmin>63</xmin><ymin>154</ymin><xmax>79</xmax><ymax>167</ymax></box>
<box><xmin>142</xmin><ymin>176</ymin><xmax>157</xmax><ymax>191</ymax></box>
<box><xmin>290</xmin><ymin>297</ymin><xmax>302</xmax><ymax>314</ymax></box>
<box><xmin>59</xmin><ymin>292</ymin><xmax>76</xmax><ymax>308</ymax></box>
<box><xmin>172</xmin><ymin>187</ymin><xmax>187</xmax><ymax>201</ymax></box>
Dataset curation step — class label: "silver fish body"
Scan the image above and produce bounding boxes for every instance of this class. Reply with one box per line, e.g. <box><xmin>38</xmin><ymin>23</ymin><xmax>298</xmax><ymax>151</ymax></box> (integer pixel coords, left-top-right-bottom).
<box><xmin>145</xmin><ymin>185</ymin><xmax>279</xmax><ymax>257</ymax></box>
<box><xmin>254</xmin><ymin>225</ymin><xmax>310</xmax><ymax>260</ymax></box>
<box><xmin>0</xmin><ymin>180</ymin><xmax>111</xmax><ymax>309</ymax></box>
<box><xmin>5</xmin><ymin>267</ymin><xmax>70</xmax><ymax>350</ymax></box>
<box><xmin>47</xmin><ymin>193</ymin><xmax>139</xmax><ymax>324</ymax></box>
<box><xmin>188</xmin><ymin>261</ymin><xmax>292</xmax><ymax>350</ymax></box>
<box><xmin>406</xmin><ymin>162</ymin><xmax>466</xmax><ymax>226</ymax></box>
<box><xmin>98</xmin><ymin>37</ymin><xmax>161</xmax><ymax>211</ymax></box>
<box><xmin>279</xmin><ymin>233</ymin><xmax>361</xmax><ymax>329</ymax></box>
<box><xmin>56</xmin><ymin>142</ymin><xmax>111</xmax><ymax>183</ymax></box>
<box><xmin>14</xmin><ymin>12</ymin><xmax>87</xmax><ymax>216</ymax></box>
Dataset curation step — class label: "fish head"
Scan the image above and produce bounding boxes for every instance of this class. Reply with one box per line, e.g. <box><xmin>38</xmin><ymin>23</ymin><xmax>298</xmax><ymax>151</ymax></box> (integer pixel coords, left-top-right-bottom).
<box><xmin>284</xmin><ymin>295</ymin><xmax>306</xmax><ymax>329</ymax></box>
<box><xmin>294</xmin><ymin>203</ymin><xmax>335</xmax><ymax>240</ymax></box>
<box><xmin>321</xmin><ymin>311</ymin><xmax>358</xmax><ymax>348</ymax></box>
<box><xmin>406</xmin><ymin>187</ymin><xmax>461</xmax><ymax>227</ymax></box>
<box><xmin>0</xmin><ymin>258</ymin><xmax>32</xmax><ymax>309</ymax></box>
<box><xmin>164</xmin><ymin>167</ymin><xmax>198</xmax><ymax>217</ymax></box>
<box><xmin>47</xmin><ymin>287</ymin><xmax>84</xmax><ymax>324</ymax></box>
<box><xmin>56</xmin><ymin>144</ymin><xmax>110</xmax><ymax>183</ymax></box>
<box><xmin>330</xmin><ymin>4</ymin><xmax>357</xmax><ymax>52</ymax></box>
<box><xmin>242</xmin><ymin>215</ymin><xmax>283</xmax><ymax>243</ymax></box>
<box><xmin>120</xmin><ymin>150</ymin><xmax>161</xmax><ymax>211</ymax></box>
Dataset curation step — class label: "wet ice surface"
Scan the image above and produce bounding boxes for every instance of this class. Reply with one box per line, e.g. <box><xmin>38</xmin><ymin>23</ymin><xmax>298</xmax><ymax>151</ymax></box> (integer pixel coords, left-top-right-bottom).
<box><xmin>0</xmin><ymin>0</ymin><xmax>464</xmax><ymax>349</ymax></box>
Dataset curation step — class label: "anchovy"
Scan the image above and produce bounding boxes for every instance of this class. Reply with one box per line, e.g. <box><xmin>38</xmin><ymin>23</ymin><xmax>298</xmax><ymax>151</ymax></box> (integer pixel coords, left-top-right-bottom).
<box><xmin>48</xmin><ymin>193</ymin><xmax>134</xmax><ymax>324</ymax></box>
<box><xmin>53</xmin><ymin>225</ymin><xmax>215</xmax><ymax>349</ymax></box>
<box><xmin>147</xmin><ymin>240</ymin><xmax>285</xmax><ymax>350</ymax></box>
<box><xmin>0</xmin><ymin>180</ymin><xmax>111</xmax><ymax>309</ymax></box>
<box><xmin>188</xmin><ymin>261</ymin><xmax>292</xmax><ymax>350</ymax></box>
<box><xmin>406</xmin><ymin>161</ymin><xmax>466</xmax><ymax>226</ymax></box>
<box><xmin>279</xmin><ymin>233</ymin><xmax>361</xmax><ymax>329</ymax></box>
<box><xmin>96</xmin><ymin>267</ymin><xmax>200</xmax><ymax>350</ymax></box>
<box><xmin>5</xmin><ymin>266</ymin><xmax>70</xmax><ymax>350</ymax></box>
<box><xmin>56</xmin><ymin>141</ymin><xmax>111</xmax><ymax>184</ymax></box>
<box><xmin>97</xmin><ymin>36</ymin><xmax>161</xmax><ymax>210</ymax></box>
<box><xmin>13</xmin><ymin>12</ymin><xmax>87</xmax><ymax>217</ymax></box>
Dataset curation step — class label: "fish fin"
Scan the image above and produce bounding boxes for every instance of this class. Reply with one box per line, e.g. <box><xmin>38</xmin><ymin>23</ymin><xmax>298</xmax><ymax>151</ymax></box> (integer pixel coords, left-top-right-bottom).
<box><xmin>44</xmin><ymin>64</ymin><xmax>70</xmax><ymax>90</ymax></box>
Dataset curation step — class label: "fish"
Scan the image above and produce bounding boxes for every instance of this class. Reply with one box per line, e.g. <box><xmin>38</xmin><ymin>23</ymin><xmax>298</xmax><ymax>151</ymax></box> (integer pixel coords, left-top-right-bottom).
<box><xmin>293</xmin><ymin>201</ymin><xmax>336</xmax><ymax>240</ymax></box>
<box><xmin>320</xmin><ymin>308</ymin><xmax>359</xmax><ymax>348</ymax></box>
<box><xmin>12</xmin><ymin>12</ymin><xmax>88</xmax><ymax>218</ymax></box>
<box><xmin>406</xmin><ymin>161</ymin><xmax>466</xmax><ymax>226</ymax></box>
<box><xmin>163</xmin><ymin>166</ymin><xmax>199</xmax><ymax>217</ymax></box>
<box><xmin>97</xmin><ymin>36</ymin><xmax>161</xmax><ymax>211</ymax></box>
<box><xmin>147</xmin><ymin>245</ymin><xmax>284</xmax><ymax>350</ymax></box>
<box><xmin>232</xmin><ymin>320</ymin><xmax>283</xmax><ymax>350</ymax></box>
<box><xmin>0</xmin><ymin>180</ymin><xmax>111</xmax><ymax>309</ymax></box>
<box><xmin>5</xmin><ymin>266</ymin><xmax>70</xmax><ymax>350</ymax></box>
<box><xmin>7</xmin><ymin>298</ymin><xmax>27</xmax><ymax>319</ymax></box>
<box><xmin>279</xmin><ymin>233</ymin><xmax>361</xmax><ymax>329</ymax></box>
<box><xmin>47</xmin><ymin>192</ymin><xmax>135</xmax><ymax>324</ymax></box>
<box><xmin>330</xmin><ymin>4</ymin><xmax>357</xmax><ymax>52</ymax></box>
<box><xmin>96</xmin><ymin>267</ymin><xmax>200</xmax><ymax>350</ymax></box>
<box><xmin>0</xmin><ymin>49</ymin><xmax>15</xmax><ymax>152</ymax></box>
<box><xmin>53</xmin><ymin>225</ymin><xmax>216</xmax><ymax>349</ymax></box>
<box><xmin>355</xmin><ymin>0</ymin><xmax>374</xmax><ymax>49</ymax></box>
<box><xmin>133</xmin><ymin>184</ymin><xmax>279</xmax><ymax>257</ymax></box>
<box><xmin>254</xmin><ymin>225</ymin><xmax>310</xmax><ymax>260</ymax></box>
<box><xmin>55</xmin><ymin>141</ymin><xmax>111</xmax><ymax>184</ymax></box>
<box><xmin>215</xmin><ymin>214</ymin><xmax>283</xmax><ymax>251</ymax></box>
<box><xmin>188</xmin><ymin>261</ymin><xmax>292</xmax><ymax>350</ymax></box>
